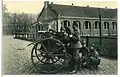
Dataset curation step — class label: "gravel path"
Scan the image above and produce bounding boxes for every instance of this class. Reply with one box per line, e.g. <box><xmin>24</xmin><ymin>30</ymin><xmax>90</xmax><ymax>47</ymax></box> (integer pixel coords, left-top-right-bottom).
<box><xmin>2</xmin><ymin>36</ymin><xmax>118</xmax><ymax>75</ymax></box>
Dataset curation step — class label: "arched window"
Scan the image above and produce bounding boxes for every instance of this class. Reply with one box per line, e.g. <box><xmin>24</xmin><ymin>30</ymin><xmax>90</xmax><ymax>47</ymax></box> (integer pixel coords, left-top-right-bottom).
<box><xmin>73</xmin><ymin>21</ymin><xmax>81</xmax><ymax>29</ymax></box>
<box><xmin>104</xmin><ymin>22</ymin><xmax>109</xmax><ymax>29</ymax></box>
<box><xmin>63</xmin><ymin>20</ymin><xmax>70</xmax><ymax>28</ymax></box>
<box><xmin>84</xmin><ymin>21</ymin><xmax>91</xmax><ymax>29</ymax></box>
<box><xmin>94</xmin><ymin>21</ymin><xmax>100</xmax><ymax>29</ymax></box>
<box><xmin>112</xmin><ymin>22</ymin><xmax>117</xmax><ymax>30</ymax></box>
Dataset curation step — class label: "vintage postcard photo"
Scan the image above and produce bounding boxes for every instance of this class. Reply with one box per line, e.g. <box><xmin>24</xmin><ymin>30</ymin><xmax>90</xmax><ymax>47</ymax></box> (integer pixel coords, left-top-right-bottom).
<box><xmin>2</xmin><ymin>0</ymin><xmax>118</xmax><ymax>75</ymax></box>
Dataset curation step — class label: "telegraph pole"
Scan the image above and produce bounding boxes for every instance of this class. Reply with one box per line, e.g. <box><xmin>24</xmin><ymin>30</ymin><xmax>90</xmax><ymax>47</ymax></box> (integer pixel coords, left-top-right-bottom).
<box><xmin>98</xmin><ymin>8</ymin><xmax>102</xmax><ymax>50</ymax></box>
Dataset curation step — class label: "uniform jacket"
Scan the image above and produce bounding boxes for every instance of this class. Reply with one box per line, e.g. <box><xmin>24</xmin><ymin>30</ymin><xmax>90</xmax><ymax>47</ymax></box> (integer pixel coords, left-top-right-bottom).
<box><xmin>89</xmin><ymin>49</ymin><xmax>99</xmax><ymax>59</ymax></box>
<box><xmin>70</xmin><ymin>30</ymin><xmax>82</xmax><ymax>48</ymax></box>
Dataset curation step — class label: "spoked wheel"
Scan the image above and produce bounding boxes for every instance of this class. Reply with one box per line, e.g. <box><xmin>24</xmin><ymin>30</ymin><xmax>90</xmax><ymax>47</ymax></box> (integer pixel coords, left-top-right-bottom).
<box><xmin>31</xmin><ymin>38</ymin><xmax>68</xmax><ymax>74</ymax></box>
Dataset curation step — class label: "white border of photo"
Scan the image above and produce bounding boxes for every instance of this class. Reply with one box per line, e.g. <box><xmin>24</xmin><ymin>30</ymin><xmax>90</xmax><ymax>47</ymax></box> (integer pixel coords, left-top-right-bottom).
<box><xmin>1</xmin><ymin>0</ymin><xmax>119</xmax><ymax>77</ymax></box>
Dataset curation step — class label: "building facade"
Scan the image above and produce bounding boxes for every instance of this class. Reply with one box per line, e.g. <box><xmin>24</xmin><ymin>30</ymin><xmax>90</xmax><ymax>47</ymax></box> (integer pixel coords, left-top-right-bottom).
<box><xmin>34</xmin><ymin>1</ymin><xmax>117</xmax><ymax>36</ymax></box>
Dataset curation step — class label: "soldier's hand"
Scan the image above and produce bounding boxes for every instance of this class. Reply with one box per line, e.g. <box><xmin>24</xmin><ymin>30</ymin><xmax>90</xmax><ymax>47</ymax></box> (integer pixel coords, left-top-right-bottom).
<box><xmin>67</xmin><ymin>43</ymin><xmax>70</xmax><ymax>46</ymax></box>
<box><xmin>79</xmin><ymin>52</ymin><xmax>82</xmax><ymax>58</ymax></box>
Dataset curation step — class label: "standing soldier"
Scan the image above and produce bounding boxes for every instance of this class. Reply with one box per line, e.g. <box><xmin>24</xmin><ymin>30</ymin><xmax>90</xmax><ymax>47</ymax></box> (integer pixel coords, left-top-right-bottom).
<box><xmin>64</xmin><ymin>25</ymin><xmax>72</xmax><ymax>36</ymax></box>
<box><xmin>69</xmin><ymin>25</ymin><xmax>82</xmax><ymax>73</ymax></box>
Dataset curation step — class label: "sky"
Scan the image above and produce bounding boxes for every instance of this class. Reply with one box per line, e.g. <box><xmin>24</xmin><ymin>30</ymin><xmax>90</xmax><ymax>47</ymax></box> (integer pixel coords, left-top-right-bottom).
<box><xmin>3</xmin><ymin>0</ymin><xmax>117</xmax><ymax>14</ymax></box>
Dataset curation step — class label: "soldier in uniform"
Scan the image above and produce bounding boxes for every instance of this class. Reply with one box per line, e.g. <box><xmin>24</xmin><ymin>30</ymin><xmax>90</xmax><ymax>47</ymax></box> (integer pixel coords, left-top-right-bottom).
<box><xmin>80</xmin><ymin>40</ymin><xmax>90</xmax><ymax>69</ymax></box>
<box><xmin>64</xmin><ymin>25</ymin><xmax>72</xmax><ymax>36</ymax></box>
<box><xmin>60</xmin><ymin>26</ymin><xmax>70</xmax><ymax>44</ymax></box>
<box><xmin>88</xmin><ymin>44</ymin><xmax>101</xmax><ymax>70</ymax></box>
<box><xmin>69</xmin><ymin>25</ymin><xmax>82</xmax><ymax>73</ymax></box>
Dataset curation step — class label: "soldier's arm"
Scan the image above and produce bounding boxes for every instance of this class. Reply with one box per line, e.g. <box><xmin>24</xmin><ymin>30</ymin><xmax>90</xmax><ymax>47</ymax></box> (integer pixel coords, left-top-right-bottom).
<box><xmin>95</xmin><ymin>51</ymin><xmax>99</xmax><ymax>59</ymax></box>
<box><xmin>70</xmin><ymin>32</ymin><xmax>79</xmax><ymax>42</ymax></box>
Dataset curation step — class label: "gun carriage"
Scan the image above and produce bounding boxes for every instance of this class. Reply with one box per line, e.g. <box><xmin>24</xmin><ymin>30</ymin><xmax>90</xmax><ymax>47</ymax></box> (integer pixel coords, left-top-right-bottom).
<box><xmin>31</xmin><ymin>29</ymin><xmax>74</xmax><ymax>73</ymax></box>
<box><xmin>30</xmin><ymin>24</ymin><xmax>100</xmax><ymax>74</ymax></box>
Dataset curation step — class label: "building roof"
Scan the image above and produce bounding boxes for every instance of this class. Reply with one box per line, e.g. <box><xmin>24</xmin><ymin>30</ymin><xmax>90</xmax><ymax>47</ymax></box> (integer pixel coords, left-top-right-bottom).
<box><xmin>49</xmin><ymin>4</ymin><xmax>117</xmax><ymax>18</ymax></box>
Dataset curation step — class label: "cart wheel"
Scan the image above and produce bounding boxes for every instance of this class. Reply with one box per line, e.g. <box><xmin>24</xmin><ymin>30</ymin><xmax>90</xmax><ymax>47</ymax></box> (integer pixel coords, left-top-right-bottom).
<box><xmin>31</xmin><ymin>38</ymin><xmax>68</xmax><ymax>74</ymax></box>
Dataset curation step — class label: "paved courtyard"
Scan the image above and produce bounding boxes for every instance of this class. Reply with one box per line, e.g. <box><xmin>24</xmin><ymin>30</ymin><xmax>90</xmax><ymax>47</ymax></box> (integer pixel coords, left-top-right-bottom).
<box><xmin>2</xmin><ymin>36</ymin><xmax>118</xmax><ymax>75</ymax></box>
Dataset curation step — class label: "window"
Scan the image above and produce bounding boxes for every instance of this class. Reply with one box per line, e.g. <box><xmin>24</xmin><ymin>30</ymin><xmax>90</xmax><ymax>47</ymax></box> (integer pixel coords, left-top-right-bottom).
<box><xmin>104</xmin><ymin>22</ymin><xmax>109</xmax><ymax>29</ymax></box>
<box><xmin>73</xmin><ymin>21</ymin><xmax>81</xmax><ymax>29</ymax></box>
<box><xmin>84</xmin><ymin>21</ymin><xmax>91</xmax><ymax>29</ymax></box>
<box><xmin>94</xmin><ymin>21</ymin><xmax>100</xmax><ymax>29</ymax></box>
<box><xmin>112</xmin><ymin>22</ymin><xmax>117</xmax><ymax>30</ymax></box>
<box><xmin>38</xmin><ymin>25</ymin><xmax>40</xmax><ymax>31</ymax></box>
<box><xmin>63</xmin><ymin>20</ymin><xmax>70</xmax><ymax>28</ymax></box>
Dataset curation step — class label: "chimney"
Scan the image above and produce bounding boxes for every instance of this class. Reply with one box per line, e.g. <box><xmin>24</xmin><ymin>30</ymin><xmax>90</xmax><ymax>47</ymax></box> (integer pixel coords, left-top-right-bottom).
<box><xmin>87</xmin><ymin>5</ymin><xmax>89</xmax><ymax>7</ymax></box>
<box><xmin>72</xmin><ymin>3</ymin><xmax>74</xmax><ymax>6</ymax></box>
<box><xmin>51</xmin><ymin>2</ymin><xmax>53</xmax><ymax>4</ymax></box>
<box><xmin>105</xmin><ymin>6</ymin><xmax>107</xmax><ymax>8</ymax></box>
<box><xmin>44</xmin><ymin>1</ymin><xmax>49</xmax><ymax>8</ymax></box>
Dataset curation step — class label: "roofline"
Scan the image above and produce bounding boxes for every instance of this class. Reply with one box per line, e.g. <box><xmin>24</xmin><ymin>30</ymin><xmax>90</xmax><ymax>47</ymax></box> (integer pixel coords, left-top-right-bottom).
<box><xmin>37</xmin><ymin>4</ymin><xmax>58</xmax><ymax>22</ymax></box>
<box><xmin>51</xmin><ymin>4</ymin><xmax>117</xmax><ymax>10</ymax></box>
<box><xmin>48</xmin><ymin>4</ymin><xmax>58</xmax><ymax>16</ymax></box>
<box><xmin>37</xmin><ymin>5</ymin><xmax>45</xmax><ymax>21</ymax></box>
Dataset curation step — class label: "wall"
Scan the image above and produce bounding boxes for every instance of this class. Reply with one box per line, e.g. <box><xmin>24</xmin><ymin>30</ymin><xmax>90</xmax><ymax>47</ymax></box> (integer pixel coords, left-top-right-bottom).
<box><xmin>58</xmin><ymin>17</ymin><xmax>117</xmax><ymax>36</ymax></box>
<box><xmin>38</xmin><ymin>5</ymin><xmax>57</xmax><ymax>22</ymax></box>
<box><xmin>81</xmin><ymin>36</ymin><xmax>117</xmax><ymax>58</ymax></box>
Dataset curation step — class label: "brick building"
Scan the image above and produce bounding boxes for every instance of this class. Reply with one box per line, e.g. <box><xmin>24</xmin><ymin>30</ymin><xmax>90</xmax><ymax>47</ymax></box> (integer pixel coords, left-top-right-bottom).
<box><xmin>32</xmin><ymin>1</ymin><xmax>117</xmax><ymax>36</ymax></box>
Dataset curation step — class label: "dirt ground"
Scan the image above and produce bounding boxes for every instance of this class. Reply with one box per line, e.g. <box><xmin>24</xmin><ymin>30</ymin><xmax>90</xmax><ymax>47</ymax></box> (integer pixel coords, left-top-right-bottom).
<box><xmin>2</xmin><ymin>36</ymin><xmax>118</xmax><ymax>75</ymax></box>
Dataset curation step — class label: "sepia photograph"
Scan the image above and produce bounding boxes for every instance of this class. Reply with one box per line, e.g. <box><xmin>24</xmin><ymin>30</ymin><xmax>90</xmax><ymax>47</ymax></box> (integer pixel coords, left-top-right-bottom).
<box><xmin>2</xmin><ymin>0</ymin><xmax>118</xmax><ymax>75</ymax></box>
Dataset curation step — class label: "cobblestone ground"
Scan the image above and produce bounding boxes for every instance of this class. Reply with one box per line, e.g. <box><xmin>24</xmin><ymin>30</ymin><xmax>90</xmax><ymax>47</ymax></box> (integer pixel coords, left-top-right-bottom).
<box><xmin>2</xmin><ymin>36</ymin><xmax>118</xmax><ymax>75</ymax></box>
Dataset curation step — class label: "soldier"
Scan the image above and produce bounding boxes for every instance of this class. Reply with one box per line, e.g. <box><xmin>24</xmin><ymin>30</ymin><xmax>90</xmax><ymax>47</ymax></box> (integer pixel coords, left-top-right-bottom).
<box><xmin>48</xmin><ymin>29</ymin><xmax>55</xmax><ymax>38</ymax></box>
<box><xmin>80</xmin><ymin>40</ymin><xmax>90</xmax><ymax>69</ymax></box>
<box><xmin>88</xmin><ymin>44</ymin><xmax>101</xmax><ymax>70</ymax></box>
<box><xmin>60</xmin><ymin>27</ymin><xmax>70</xmax><ymax>44</ymax></box>
<box><xmin>64</xmin><ymin>25</ymin><xmax>72</xmax><ymax>36</ymax></box>
<box><xmin>80</xmin><ymin>40</ymin><xmax>89</xmax><ymax>57</ymax></box>
<box><xmin>69</xmin><ymin>25</ymin><xmax>82</xmax><ymax>73</ymax></box>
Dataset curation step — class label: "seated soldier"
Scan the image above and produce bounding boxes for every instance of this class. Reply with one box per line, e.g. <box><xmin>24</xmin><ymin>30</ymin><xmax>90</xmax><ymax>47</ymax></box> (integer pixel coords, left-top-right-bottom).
<box><xmin>88</xmin><ymin>44</ymin><xmax>101</xmax><ymax>70</ymax></box>
<box><xmin>79</xmin><ymin>40</ymin><xmax>90</xmax><ymax>68</ymax></box>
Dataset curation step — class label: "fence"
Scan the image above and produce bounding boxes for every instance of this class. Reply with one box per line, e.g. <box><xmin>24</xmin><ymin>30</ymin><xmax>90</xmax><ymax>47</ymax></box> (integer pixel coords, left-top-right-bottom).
<box><xmin>14</xmin><ymin>32</ymin><xmax>39</xmax><ymax>42</ymax></box>
<box><xmin>14</xmin><ymin>32</ymin><xmax>117</xmax><ymax>58</ymax></box>
<box><xmin>81</xmin><ymin>36</ymin><xmax>117</xmax><ymax>58</ymax></box>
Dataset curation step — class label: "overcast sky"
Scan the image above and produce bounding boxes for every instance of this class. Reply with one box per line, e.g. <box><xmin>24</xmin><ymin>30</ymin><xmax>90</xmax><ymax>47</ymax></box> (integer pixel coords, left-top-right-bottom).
<box><xmin>3</xmin><ymin>0</ymin><xmax>117</xmax><ymax>13</ymax></box>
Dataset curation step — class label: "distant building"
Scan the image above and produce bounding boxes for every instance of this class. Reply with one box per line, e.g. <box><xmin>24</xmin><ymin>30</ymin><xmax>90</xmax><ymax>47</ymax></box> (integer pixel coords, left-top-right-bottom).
<box><xmin>32</xmin><ymin>1</ymin><xmax>117</xmax><ymax>36</ymax></box>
